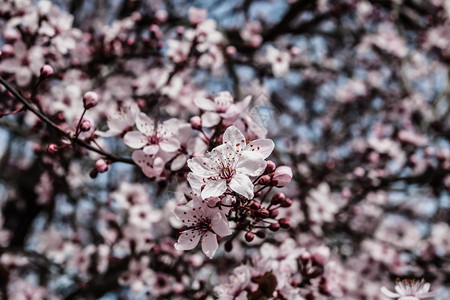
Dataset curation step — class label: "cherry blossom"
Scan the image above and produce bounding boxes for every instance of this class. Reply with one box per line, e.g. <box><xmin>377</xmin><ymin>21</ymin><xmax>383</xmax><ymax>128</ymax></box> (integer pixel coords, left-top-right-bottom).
<box><xmin>174</xmin><ymin>197</ymin><xmax>232</xmax><ymax>258</ymax></box>
<box><xmin>187</xmin><ymin>126</ymin><xmax>274</xmax><ymax>199</ymax></box>
<box><xmin>381</xmin><ymin>279</ymin><xmax>439</xmax><ymax>300</ymax></box>
<box><xmin>124</xmin><ymin>113</ymin><xmax>182</xmax><ymax>155</ymax></box>
<box><xmin>194</xmin><ymin>91</ymin><xmax>251</xmax><ymax>127</ymax></box>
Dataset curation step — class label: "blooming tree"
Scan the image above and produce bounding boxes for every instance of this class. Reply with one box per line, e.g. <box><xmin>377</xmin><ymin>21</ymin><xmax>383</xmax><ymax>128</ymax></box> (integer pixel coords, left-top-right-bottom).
<box><xmin>0</xmin><ymin>0</ymin><xmax>449</xmax><ymax>299</ymax></box>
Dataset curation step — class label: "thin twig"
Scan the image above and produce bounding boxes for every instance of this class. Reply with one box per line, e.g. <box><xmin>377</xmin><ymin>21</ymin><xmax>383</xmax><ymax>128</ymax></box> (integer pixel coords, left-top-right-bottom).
<box><xmin>0</xmin><ymin>76</ymin><xmax>135</xmax><ymax>165</ymax></box>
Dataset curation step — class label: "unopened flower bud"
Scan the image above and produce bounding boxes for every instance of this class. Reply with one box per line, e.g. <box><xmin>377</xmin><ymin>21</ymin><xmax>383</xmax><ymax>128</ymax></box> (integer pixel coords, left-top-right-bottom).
<box><xmin>271</xmin><ymin>192</ymin><xmax>285</xmax><ymax>205</ymax></box>
<box><xmin>280</xmin><ymin>197</ymin><xmax>292</xmax><ymax>208</ymax></box>
<box><xmin>312</xmin><ymin>246</ymin><xmax>330</xmax><ymax>265</ymax></box>
<box><xmin>269</xmin><ymin>209</ymin><xmax>279</xmax><ymax>218</ymax></box>
<box><xmin>258</xmin><ymin>175</ymin><xmax>272</xmax><ymax>185</ymax></box>
<box><xmin>269</xmin><ymin>222</ymin><xmax>280</xmax><ymax>232</ymax></box>
<box><xmin>279</xmin><ymin>218</ymin><xmax>290</xmax><ymax>229</ymax></box>
<box><xmin>224</xmin><ymin>240</ymin><xmax>233</xmax><ymax>252</ymax></box>
<box><xmin>301</xmin><ymin>251</ymin><xmax>311</xmax><ymax>262</ymax></box>
<box><xmin>245</xmin><ymin>231</ymin><xmax>254</xmax><ymax>242</ymax></box>
<box><xmin>190</xmin><ymin>116</ymin><xmax>202</xmax><ymax>130</ymax></box>
<box><xmin>226</xmin><ymin>46</ymin><xmax>236</xmax><ymax>56</ymax></box>
<box><xmin>155</xmin><ymin>9</ymin><xmax>168</xmax><ymax>22</ymax></box>
<box><xmin>258</xmin><ymin>208</ymin><xmax>269</xmax><ymax>218</ymax></box>
<box><xmin>264</xmin><ymin>160</ymin><xmax>277</xmax><ymax>174</ymax></box>
<box><xmin>83</xmin><ymin>91</ymin><xmax>98</xmax><ymax>109</ymax></box>
<box><xmin>96</xmin><ymin>159</ymin><xmax>109</xmax><ymax>173</ymax></box>
<box><xmin>250</xmin><ymin>202</ymin><xmax>260</xmax><ymax>210</ymax></box>
<box><xmin>40</xmin><ymin>64</ymin><xmax>53</xmax><ymax>77</ymax></box>
<box><xmin>272</xmin><ymin>166</ymin><xmax>293</xmax><ymax>187</ymax></box>
<box><xmin>89</xmin><ymin>169</ymin><xmax>98</xmax><ymax>178</ymax></box>
<box><xmin>47</xmin><ymin>144</ymin><xmax>58</xmax><ymax>154</ymax></box>
<box><xmin>80</xmin><ymin>120</ymin><xmax>91</xmax><ymax>132</ymax></box>
<box><xmin>255</xmin><ymin>230</ymin><xmax>265</xmax><ymax>238</ymax></box>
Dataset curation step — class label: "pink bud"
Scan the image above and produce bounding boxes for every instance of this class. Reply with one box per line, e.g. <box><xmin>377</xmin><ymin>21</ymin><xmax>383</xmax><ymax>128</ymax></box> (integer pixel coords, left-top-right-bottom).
<box><xmin>280</xmin><ymin>197</ymin><xmax>292</xmax><ymax>208</ymax></box>
<box><xmin>258</xmin><ymin>175</ymin><xmax>272</xmax><ymax>185</ymax></box>
<box><xmin>264</xmin><ymin>160</ymin><xmax>277</xmax><ymax>174</ymax></box>
<box><xmin>48</xmin><ymin>144</ymin><xmax>58</xmax><ymax>154</ymax></box>
<box><xmin>258</xmin><ymin>208</ymin><xmax>269</xmax><ymax>218</ymax></box>
<box><xmin>40</xmin><ymin>64</ymin><xmax>53</xmax><ymax>77</ymax></box>
<box><xmin>269</xmin><ymin>209</ymin><xmax>279</xmax><ymax>218</ymax></box>
<box><xmin>226</xmin><ymin>46</ymin><xmax>236</xmax><ymax>56</ymax></box>
<box><xmin>250</xmin><ymin>202</ymin><xmax>260</xmax><ymax>210</ymax></box>
<box><xmin>312</xmin><ymin>246</ymin><xmax>330</xmax><ymax>265</ymax></box>
<box><xmin>269</xmin><ymin>222</ymin><xmax>280</xmax><ymax>232</ymax></box>
<box><xmin>271</xmin><ymin>192</ymin><xmax>285</xmax><ymax>205</ymax></box>
<box><xmin>301</xmin><ymin>251</ymin><xmax>311</xmax><ymax>261</ymax></box>
<box><xmin>96</xmin><ymin>159</ymin><xmax>109</xmax><ymax>173</ymax></box>
<box><xmin>245</xmin><ymin>231</ymin><xmax>254</xmax><ymax>242</ymax></box>
<box><xmin>83</xmin><ymin>91</ymin><xmax>98</xmax><ymax>109</ymax></box>
<box><xmin>290</xmin><ymin>46</ymin><xmax>301</xmax><ymax>57</ymax></box>
<box><xmin>190</xmin><ymin>116</ymin><xmax>202</xmax><ymax>130</ymax></box>
<box><xmin>155</xmin><ymin>10</ymin><xmax>168</xmax><ymax>22</ymax></box>
<box><xmin>272</xmin><ymin>166</ymin><xmax>293</xmax><ymax>187</ymax></box>
<box><xmin>1</xmin><ymin>44</ymin><xmax>14</xmax><ymax>56</ymax></box>
<box><xmin>255</xmin><ymin>230</ymin><xmax>265</xmax><ymax>238</ymax></box>
<box><xmin>279</xmin><ymin>218</ymin><xmax>290</xmax><ymax>229</ymax></box>
<box><xmin>80</xmin><ymin>120</ymin><xmax>91</xmax><ymax>132</ymax></box>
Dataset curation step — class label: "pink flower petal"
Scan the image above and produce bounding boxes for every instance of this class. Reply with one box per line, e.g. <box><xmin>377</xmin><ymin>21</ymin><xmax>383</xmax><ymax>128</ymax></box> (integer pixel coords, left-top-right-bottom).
<box><xmin>160</xmin><ymin>137</ymin><xmax>181</xmax><ymax>152</ymax></box>
<box><xmin>201</xmin><ymin>179</ymin><xmax>227</xmax><ymax>199</ymax></box>
<box><xmin>223</xmin><ymin>126</ymin><xmax>246</xmax><ymax>150</ymax></box>
<box><xmin>236</xmin><ymin>153</ymin><xmax>266</xmax><ymax>176</ymax></box>
<box><xmin>201</xmin><ymin>231</ymin><xmax>218</xmax><ymax>259</ymax></box>
<box><xmin>171</xmin><ymin>154</ymin><xmax>187</xmax><ymax>171</ymax></box>
<box><xmin>201</xmin><ymin>111</ymin><xmax>221</xmax><ymax>127</ymax></box>
<box><xmin>187</xmin><ymin>157</ymin><xmax>217</xmax><ymax>177</ymax></box>
<box><xmin>211</xmin><ymin>212</ymin><xmax>232</xmax><ymax>237</ymax></box>
<box><xmin>175</xmin><ymin>229</ymin><xmax>201</xmax><ymax>251</ymax></box>
<box><xmin>229</xmin><ymin>174</ymin><xmax>254</xmax><ymax>199</ymax></box>
<box><xmin>194</xmin><ymin>97</ymin><xmax>216</xmax><ymax>111</ymax></box>
<box><xmin>143</xmin><ymin>144</ymin><xmax>159</xmax><ymax>155</ymax></box>
<box><xmin>244</xmin><ymin>139</ymin><xmax>274</xmax><ymax>159</ymax></box>
<box><xmin>135</xmin><ymin>112</ymin><xmax>154</xmax><ymax>136</ymax></box>
<box><xmin>380</xmin><ymin>287</ymin><xmax>401</xmax><ymax>298</ymax></box>
<box><xmin>124</xmin><ymin>131</ymin><xmax>147</xmax><ymax>149</ymax></box>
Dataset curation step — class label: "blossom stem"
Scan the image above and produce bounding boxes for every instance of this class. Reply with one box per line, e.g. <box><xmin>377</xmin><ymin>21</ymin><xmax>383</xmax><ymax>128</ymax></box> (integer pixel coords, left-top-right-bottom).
<box><xmin>0</xmin><ymin>76</ymin><xmax>135</xmax><ymax>165</ymax></box>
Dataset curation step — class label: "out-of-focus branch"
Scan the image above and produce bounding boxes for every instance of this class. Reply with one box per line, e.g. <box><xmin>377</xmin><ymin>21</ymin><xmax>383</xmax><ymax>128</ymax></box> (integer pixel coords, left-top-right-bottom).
<box><xmin>0</xmin><ymin>77</ymin><xmax>135</xmax><ymax>165</ymax></box>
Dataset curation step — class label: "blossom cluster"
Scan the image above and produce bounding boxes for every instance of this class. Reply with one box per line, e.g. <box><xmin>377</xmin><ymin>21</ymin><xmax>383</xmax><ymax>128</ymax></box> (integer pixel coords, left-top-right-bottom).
<box><xmin>0</xmin><ymin>0</ymin><xmax>449</xmax><ymax>299</ymax></box>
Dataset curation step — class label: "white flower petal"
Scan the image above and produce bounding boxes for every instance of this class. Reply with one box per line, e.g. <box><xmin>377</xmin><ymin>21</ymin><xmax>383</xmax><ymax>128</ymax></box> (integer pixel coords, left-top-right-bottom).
<box><xmin>160</xmin><ymin>137</ymin><xmax>181</xmax><ymax>152</ymax></box>
<box><xmin>143</xmin><ymin>144</ymin><xmax>159</xmax><ymax>155</ymax></box>
<box><xmin>201</xmin><ymin>231</ymin><xmax>218</xmax><ymax>259</ymax></box>
<box><xmin>124</xmin><ymin>131</ymin><xmax>147</xmax><ymax>149</ymax></box>
<box><xmin>175</xmin><ymin>229</ymin><xmax>201</xmax><ymax>251</ymax></box>
<box><xmin>380</xmin><ymin>287</ymin><xmax>401</xmax><ymax>298</ymax></box>
<box><xmin>187</xmin><ymin>173</ymin><xmax>205</xmax><ymax>191</ymax></box>
<box><xmin>195</xmin><ymin>97</ymin><xmax>216</xmax><ymax>111</ymax></box>
<box><xmin>236</xmin><ymin>153</ymin><xmax>266</xmax><ymax>176</ymax></box>
<box><xmin>171</xmin><ymin>154</ymin><xmax>187</xmax><ymax>171</ymax></box>
<box><xmin>201</xmin><ymin>179</ymin><xmax>227</xmax><ymax>199</ymax></box>
<box><xmin>201</xmin><ymin>111</ymin><xmax>221</xmax><ymax>127</ymax></box>
<box><xmin>187</xmin><ymin>157</ymin><xmax>217</xmax><ymax>177</ymax></box>
<box><xmin>211</xmin><ymin>212</ymin><xmax>232</xmax><ymax>237</ymax></box>
<box><xmin>244</xmin><ymin>139</ymin><xmax>274</xmax><ymax>159</ymax></box>
<box><xmin>229</xmin><ymin>174</ymin><xmax>254</xmax><ymax>199</ymax></box>
<box><xmin>223</xmin><ymin>126</ymin><xmax>246</xmax><ymax>150</ymax></box>
<box><xmin>135</xmin><ymin>112</ymin><xmax>154</xmax><ymax>136</ymax></box>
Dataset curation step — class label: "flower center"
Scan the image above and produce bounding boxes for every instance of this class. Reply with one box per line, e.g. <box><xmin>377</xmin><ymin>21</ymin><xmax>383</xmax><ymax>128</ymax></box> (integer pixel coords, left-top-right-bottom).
<box><xmin>148</xmin><ymin>135</ymin><xmax>160</xmax><ymax>144</ymax></box>
<box><xmin>220</xmin><ymin>166</ymin><xmax>235</xmax><ymax>180</ymax></box>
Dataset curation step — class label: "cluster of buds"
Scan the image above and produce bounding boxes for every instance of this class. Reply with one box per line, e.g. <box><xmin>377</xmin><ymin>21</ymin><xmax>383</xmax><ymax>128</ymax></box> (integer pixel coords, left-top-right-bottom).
<box><xmin>258</xmin><ymin>161</ymin><xmax>293</xmax><ymax>187</ymax></box>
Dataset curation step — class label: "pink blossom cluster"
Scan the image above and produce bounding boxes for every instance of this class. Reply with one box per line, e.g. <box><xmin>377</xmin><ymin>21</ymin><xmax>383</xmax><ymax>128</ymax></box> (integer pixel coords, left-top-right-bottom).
<box><xmin>0</xmin><ymin>0</ymin><xmax>449</xmax><ymax>299</ymax></box>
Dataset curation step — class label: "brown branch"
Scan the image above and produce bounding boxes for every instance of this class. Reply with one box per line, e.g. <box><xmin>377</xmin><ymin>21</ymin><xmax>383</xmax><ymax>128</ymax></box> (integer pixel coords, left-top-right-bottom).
<box><xmin>0</xmin><ymin>76</ymin><xmax>135</xmax><ymax>165</ymax></box>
